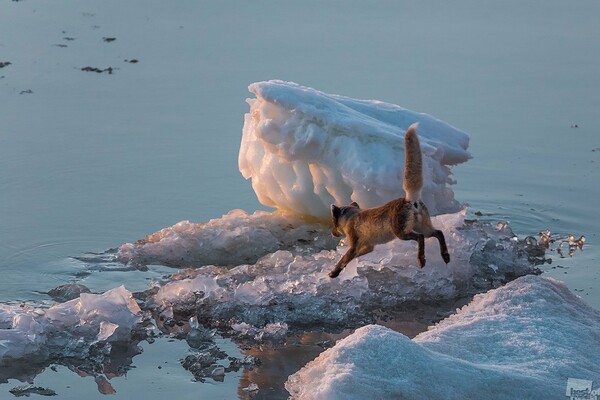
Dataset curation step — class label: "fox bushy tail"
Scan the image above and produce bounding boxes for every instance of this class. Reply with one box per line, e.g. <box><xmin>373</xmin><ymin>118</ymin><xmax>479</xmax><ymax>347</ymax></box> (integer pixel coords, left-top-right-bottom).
<box><xmin>403</xmin><ymin>123</ymin><xmax>423</xmax><ymax>202</ymax></box>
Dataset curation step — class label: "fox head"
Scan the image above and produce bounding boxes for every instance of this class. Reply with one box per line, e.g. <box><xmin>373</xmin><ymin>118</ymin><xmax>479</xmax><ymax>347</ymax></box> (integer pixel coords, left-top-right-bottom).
<box><xmin>330</xmin><ymin>201</ymin><xmax>360</xmax><ymax>237</ymax></box>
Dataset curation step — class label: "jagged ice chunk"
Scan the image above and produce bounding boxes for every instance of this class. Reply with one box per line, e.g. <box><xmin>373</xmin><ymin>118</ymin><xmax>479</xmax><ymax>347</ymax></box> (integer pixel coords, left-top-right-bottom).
<box><xmin>239</xmin><ymin>80</ymin><xmax>471</xmax><ymax>218</ymax></box>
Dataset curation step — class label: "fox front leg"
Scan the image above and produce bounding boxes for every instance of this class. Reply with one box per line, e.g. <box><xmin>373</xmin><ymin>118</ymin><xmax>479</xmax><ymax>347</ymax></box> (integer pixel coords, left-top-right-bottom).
<box><xmin>329</xmin><ymin>242</ymin><xmax>374</xmax><ymax>278</ymax></box>
<box><xmin>329</xmin><ymin>246</ymin><xmax>357</xmax><ymax>278</ymax></box>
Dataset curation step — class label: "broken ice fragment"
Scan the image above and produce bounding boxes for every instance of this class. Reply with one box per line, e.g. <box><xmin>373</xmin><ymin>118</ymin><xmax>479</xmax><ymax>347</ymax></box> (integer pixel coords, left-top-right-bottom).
<box><xmin>242</xmin><ymin>382</ymin><xmax>259</xmax><ymax>392</ymax></box>
<box><xmin>97</xmin><ymin>321</ymin><xmax>118</xmax><ymax>341</ymax></box>
<box><xmin>143</xmin><ymin>213</ymin><xmax>542</xmax><ymax>339</ymax></box>
<box><xmin>535</xmin><ymin>230</ymin><xmax>585</xmax><ymax>259</ymax></box>
<box><xmin>47</xmin><ymin>283</ymin><xmax>91</xmax><ymax>302</ymax></box>
<box><xmin>539</xmin><ymin>229</ymin><xmax>552</xmax><ymax>246</ymax></box>
<box><xmin>9</xmin><ymin>385</ymin><xmax>57</xmax><ymax>397</ymax></box>
<box><xmin>189</xmin><ymin>316</ymin><xmax>199</xmax><ymax>330</ymax></box>
<box><xmin>495</xmin><ymin>222</ymin><xmax>508</xmax><ymax>231</ymax></box>
<box><xmin>181</xmin><ymin>346</ymin><xmax>229</xmax><ymax>382</ymax></box>
<box><xmin>210</xmin><ymin>365</ymin><xmax>225</xmax><ymax>379</ymax></box>
<box><xmin>186</xmin><ymin>328</ymin><xmax>214</xmax><ymax>349</ymax></box>
<box><xmin>1</xmin><ymin>286</ymin><xmax>144</xmax><ymax>367</ymax></box>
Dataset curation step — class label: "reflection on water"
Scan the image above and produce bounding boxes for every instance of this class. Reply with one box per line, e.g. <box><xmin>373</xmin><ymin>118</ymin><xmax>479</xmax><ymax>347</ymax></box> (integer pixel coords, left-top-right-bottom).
<box><xmin>239</xmin><ymin>333</ymin><xmax>344</xmax><ymax>400</ymax></box>
<box><xmin>0</xmin><ymin>295</ymin><xmax>467</xmax><ymax>399</ymax></box>
<box><xmin>0</xmin><ymin>341</ymin><xmax>142</xmax><ymax>395</ymax></box>
<box><xmin>236</xmin><ymin>301</ymin><xmax>469</xmax><ymax>399</ymax></box>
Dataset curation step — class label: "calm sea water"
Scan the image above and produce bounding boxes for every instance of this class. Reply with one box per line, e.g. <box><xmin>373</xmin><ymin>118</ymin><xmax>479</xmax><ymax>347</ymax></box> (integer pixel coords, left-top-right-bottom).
<box><xmin>1</xmin><ymin>1</ymin><xmax>599</xmax><ymax>398</ymax></box>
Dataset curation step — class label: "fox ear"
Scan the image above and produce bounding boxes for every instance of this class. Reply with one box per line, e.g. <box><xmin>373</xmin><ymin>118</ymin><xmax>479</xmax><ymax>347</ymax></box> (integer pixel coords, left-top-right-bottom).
<box><xmin>330</xmin><ymin>204</ymin><xmax>341</xmax><ymax>218</ymax></box>
<box><xmin>350</xmin><ymin>201</ymin><xmax>360</xmax><ymax>208</ymax></box>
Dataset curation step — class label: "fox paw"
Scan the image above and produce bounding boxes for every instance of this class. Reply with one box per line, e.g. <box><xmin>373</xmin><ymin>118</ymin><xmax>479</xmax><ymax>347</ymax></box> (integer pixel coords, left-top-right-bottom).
<box><xmin>329</xmin><ymin>270</ymin><xmax>340</xmax><ymax>278</ymax></box>
<box><xmin>442</xmin><ymin>253</ymin><xmax>450</xmax><ymax>264</ymax></box>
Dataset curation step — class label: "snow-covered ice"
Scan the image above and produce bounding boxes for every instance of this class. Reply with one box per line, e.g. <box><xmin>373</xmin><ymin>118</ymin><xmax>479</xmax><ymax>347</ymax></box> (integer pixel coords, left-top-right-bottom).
<box><xmin>117</xmin><ymin>209</ymin><xmax>337</xmax><ymax>268</ymax></box>
<box><xmin>109</xmin><ymin>82</ymin><xmax>542</xmax><ymax>339</ymax></box>
<box><xmin>118</xmin><ymin>81</ymin><xmax>471</xmax><ymax>269</ymax></box>
<box><xmin>239</xmin><ymin>80</ymin><xmax>471</xmax><ymax>218</ymax></box>
<box><xmin>286</xmin><ymin>275</ymin><xmax>600</xmax><ymax>400</ymax></box>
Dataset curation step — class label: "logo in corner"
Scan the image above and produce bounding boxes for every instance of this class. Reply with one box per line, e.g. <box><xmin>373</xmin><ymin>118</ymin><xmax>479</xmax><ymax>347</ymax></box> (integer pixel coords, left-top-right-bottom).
<box><xmin>567</xmin><ymin>378</ymin><xmax>600</xmax><ymax>400</ymax></box>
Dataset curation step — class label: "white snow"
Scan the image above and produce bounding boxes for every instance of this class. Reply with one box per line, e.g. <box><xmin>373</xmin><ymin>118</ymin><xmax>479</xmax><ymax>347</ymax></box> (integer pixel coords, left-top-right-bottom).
<box><xmin>239</xmin><ymin>80</ymin><xmax>470</xmax><ymax>218</ymax></box>
<box><xmin>286</xmin><ymin>275</ymin><xmax>600</xmax><ymax>400</ymax></box>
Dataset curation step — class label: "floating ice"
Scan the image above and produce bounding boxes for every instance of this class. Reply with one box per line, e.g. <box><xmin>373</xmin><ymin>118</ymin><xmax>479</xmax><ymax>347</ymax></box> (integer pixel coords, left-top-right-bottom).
<box><xmin>46</xmin><ymin>283</ymin><xmax>91</xmax><ymax>302</ymax></box>
<box><xmin>107</xmin><ymin>80</ymin><xmax>540</xmax><ymax>350</ymax></box>
<box><xmin>116</xmin><ymin>209</ymin><xmax>337</xmax><ymax>268</ymax></box>
<box><xmin>239</xmin><ymin>80</ymin><xmax>471</xmax><ymax>218</ymax></box>
<box><xmin>285</xmin><ymin>275</ymin><xmax>600</xmax><ymax>400</ymax></box>
<box><xmin>181</xmin><ymin>345</ymin><xmax>228</xmax><ymax>383</ymax></box>
<box><xmin>0</xmin><ymin>81</ymin><xmax>551</xmax><ymax>390</ymax></box>
<box><xmin>180</xmin><ymin>339</ymin><xmax>261</xmax><ymax>383</ymax></box>
<box><xmin>242</xmin><ymin>382</ymin><xmax>260</xmax><ymax>393</ymax></box>
<box><xmin>8</xmin><ymin>385</ymin><xmax>57</xmax><ymax>397</ymax></box>
<box><xmin>537</xmin><ymin>229</ymin><xmax>586</xmax><ymax>258</ymax></box>
<box><xmin>117</xmin><ymin>82</ymin><xmax>472</xmax><ymax>268</ymax></box>
<box><xmin>0</xmin><ymin>286</ymin><xmax>144</xmax><ymax>367</ymax></box>
<box><xmin>1</xmin><ymin>213</ymin><xmax>546</xmax><ymax>385</ymax></box>
<box><xmin>143</xmin><ymin>212</ymin><xmax>542</xmax><ymax>334</ymax></box>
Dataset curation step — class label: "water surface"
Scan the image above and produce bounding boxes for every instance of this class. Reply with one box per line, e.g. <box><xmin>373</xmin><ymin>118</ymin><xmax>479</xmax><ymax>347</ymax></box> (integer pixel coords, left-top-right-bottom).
<box><xmin>1</xmin><ymin>1</ymin><xmax>599</xmax><ymax>398</ymax></box>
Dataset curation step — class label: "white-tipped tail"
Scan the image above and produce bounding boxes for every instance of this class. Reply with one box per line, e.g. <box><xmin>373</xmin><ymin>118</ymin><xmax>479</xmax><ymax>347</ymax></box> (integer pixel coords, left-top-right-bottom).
<box><xmin>403</xmin><ymin>123</ymin><xmax>423</xmax><ymax>202</ymax></box>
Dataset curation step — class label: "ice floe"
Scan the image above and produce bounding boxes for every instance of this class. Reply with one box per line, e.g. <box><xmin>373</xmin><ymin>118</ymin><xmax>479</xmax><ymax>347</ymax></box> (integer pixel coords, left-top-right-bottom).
<box><xmin>0</xmin><ymin>81</ymin><xmax>557</xmax><ymax>392</ymax></box>
<box><xmin>141</xmin><ymin>211</ymin><xmax>543</xmax><ymax>334</ymax></box>
<box><xmin>239</xmin><ymin>80</ymin><xmax>471</xmax><ymax>218</ymax></box>
<box><xmin>0</xmin><ymin>286</ymin><xmax>145</xmax><ymax>367</ymax></box>
<box><xmin>117</xmin><ymin>209</ymin><xmax>337</xmax><ymax>268</ymax></box>
<box><xmin>286</xmin><ymin>275</ymin><xmax>600</xmax><ymax>400</ymax></box>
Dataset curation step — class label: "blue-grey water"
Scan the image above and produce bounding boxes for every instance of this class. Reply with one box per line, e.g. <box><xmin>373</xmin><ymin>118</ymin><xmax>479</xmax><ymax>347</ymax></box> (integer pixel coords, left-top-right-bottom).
<box><xmin>1</xmin><ymin>1</ymin><xmax>599</xmax><ymax>398</ymax></box>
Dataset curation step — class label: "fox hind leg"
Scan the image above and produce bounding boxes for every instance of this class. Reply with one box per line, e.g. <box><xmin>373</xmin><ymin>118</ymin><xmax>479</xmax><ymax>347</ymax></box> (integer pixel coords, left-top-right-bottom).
<box><xmin>408</xmin><ymin>230</ymin><xmax>450</xmax><ymax>266</ymax></box>
<box><xmin>391</xmin><ymin>210</ymin><xmax>427</xmax><ymax>267</ymax></box>
<box><xmin>432</xmin><ymin>230</ymin><xmax>450</xmax><ymax>264</ymax></box>
<box><xmin>413</xmin><ymin>202</ymin><xmax>450</xmax><ymax>265</ymax></box>
<box><xmin>400</xmin><ymin>232</ymin><xmax>426</xmax><ymax>267</ymax></box>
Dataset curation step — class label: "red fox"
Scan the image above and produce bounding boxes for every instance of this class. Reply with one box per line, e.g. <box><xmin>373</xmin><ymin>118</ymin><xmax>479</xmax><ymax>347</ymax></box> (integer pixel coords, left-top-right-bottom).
<box><xmin>329</xmin><ymin>124</ymin><xmax>450</xmax><ymax>278</ymax></box>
